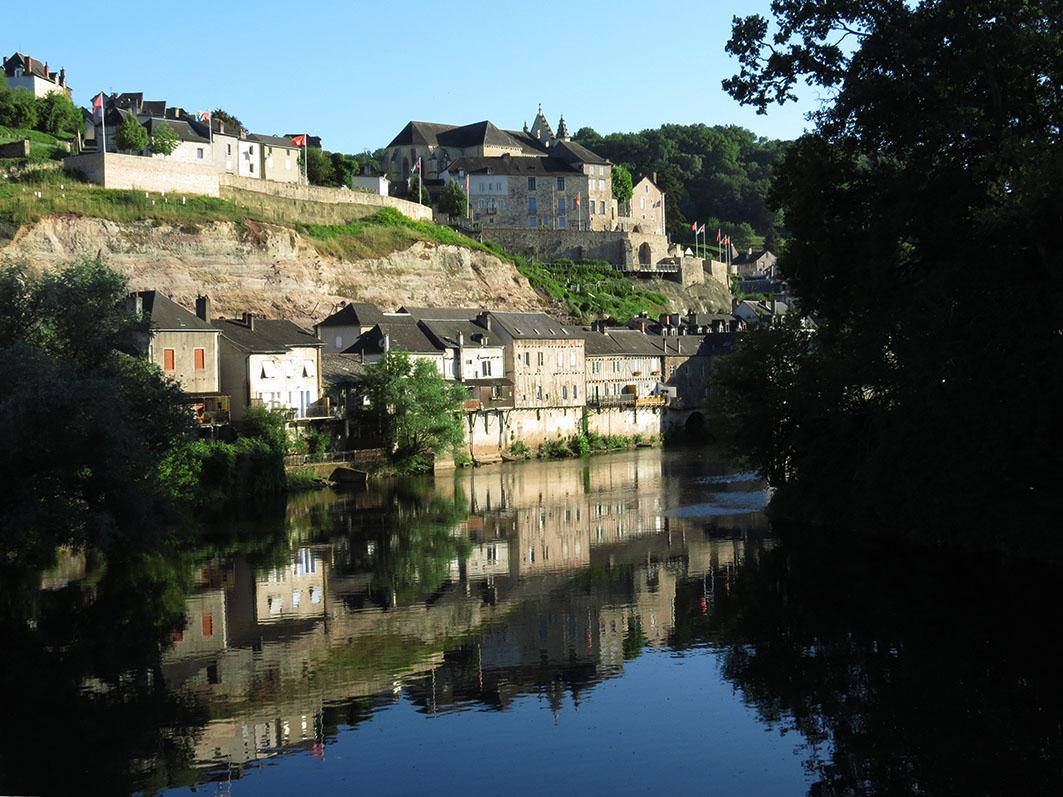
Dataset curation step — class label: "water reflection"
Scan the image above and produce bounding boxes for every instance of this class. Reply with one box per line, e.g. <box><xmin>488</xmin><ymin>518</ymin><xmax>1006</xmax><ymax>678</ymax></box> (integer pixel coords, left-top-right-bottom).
<box><xmin>3</xmin><ymin>449</ymin><xmax>1062</xmax><ymax>796</ymax></box>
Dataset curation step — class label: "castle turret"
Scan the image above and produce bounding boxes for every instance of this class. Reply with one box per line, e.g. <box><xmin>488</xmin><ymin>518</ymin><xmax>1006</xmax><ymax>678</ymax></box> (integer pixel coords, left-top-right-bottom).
<box><xmin>557</xmin><ymin>115</ymin><xmax>570</xmax><ymax>141</ymax></box>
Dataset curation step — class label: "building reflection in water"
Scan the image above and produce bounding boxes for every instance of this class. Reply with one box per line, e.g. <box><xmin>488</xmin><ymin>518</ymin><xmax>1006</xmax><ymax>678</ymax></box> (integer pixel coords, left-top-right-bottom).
<box><xmin>157</xmin><ymin>450</ymin><xmax>769</xmax><ymax>784</ymax></box>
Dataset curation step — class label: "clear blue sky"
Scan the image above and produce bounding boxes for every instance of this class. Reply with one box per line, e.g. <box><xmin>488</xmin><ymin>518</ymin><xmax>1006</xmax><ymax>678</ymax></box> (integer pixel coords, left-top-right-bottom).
<box><xmin>12</xmin><ymin>0</ymin><xmax>817</xmax><ymax>152</ymax></box>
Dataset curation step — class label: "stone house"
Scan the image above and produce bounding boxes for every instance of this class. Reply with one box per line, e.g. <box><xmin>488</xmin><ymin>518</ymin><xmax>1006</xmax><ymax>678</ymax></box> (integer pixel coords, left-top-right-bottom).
<box><xmin>213</xmin><ymin>314</ymin><xmax>325</xmax><ymax>421</ymax></box>
<box><xmin>480</xmin><ymin>311</ymin><xmax>585</xmax><ymax>410</ymax></box>
<box><xmin>3</xmin><ymin>52</ymin><xmax>70</xmax><ymax>98</ymax></box>
<box><xmin>658</xmin><ymin>333</ymin><xmax>735</xmax><ymax>410</ymax></box>
<box><xmin>249</xmin><ymin>134</ymin><xmax>302</xmax><ymax>183</ymax></box>
<box><xmin>418</xmin><ymin>317</ymin><xmax>512</xmax><ymax>405</ymax></box>
<box><xmin>315</xmin><ymin>302</ymin><xmax>384</xmax><ymax>353</ymax></box>
<box><xmin>731</xmin><ymin>249</ymin><xmax>778</xmax><ymax>278</ymax></box>
<box><xmin>142</xmin><ymin>117</ymin><xmax>212</xmax><ymax>164</ymax></box>
<box><xmin>342</xmin><ymin>316</ymin><xmax>446</xmax><ymax>374</ymax></box>
<box><xmin>127</xmin><ymin>291</ymin><xmax>227</xmax><ymax>424</ymax></box>
<box><xmin>580</xmin><ymin>326</ymin><xmax>666</xmax><ymax>404</ymax></box>
<box><xmin>618</xmin><ymin>176</ymin><xmax>666</xmax><ymax>236</ymax></box>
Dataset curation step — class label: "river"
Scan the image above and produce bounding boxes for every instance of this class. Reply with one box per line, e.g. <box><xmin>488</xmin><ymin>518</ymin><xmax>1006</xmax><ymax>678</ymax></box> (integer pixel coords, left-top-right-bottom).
<box><xmin>2</xmin><ymin>447</ymin><xmax>1061</xmax><ymax>795</ymax></box>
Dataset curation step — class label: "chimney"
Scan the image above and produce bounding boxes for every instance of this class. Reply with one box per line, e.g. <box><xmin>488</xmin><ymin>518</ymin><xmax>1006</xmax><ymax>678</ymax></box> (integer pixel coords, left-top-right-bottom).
<box><xmin>59</xmin><ymin>67</ymin><xmax>66</xmax><ymax>86</ymax></box>
<box><xmin>242</xmin><ymin>312</ymin><xmax>255</xmax><ymax>331</ymax></box>
<box><xmin>652</xmin><ymin>171</ymin><xmax>657</xmax><ymax>184</ymax></box>
<box><xmin>44</xmin><ymin>62</ymin><xmax>49</xmax><ymax>78</ymax></box>
<box><xmin>195</xmin><ymin>295</ymin><xmax>210</xmax><ymax>322</ymax></box>
<box><xmin>134</xmin><ymin>293</ymin><xmax>143</xmax><ymax>315</ymax></box>
<box><xmin>24</xmin><ymin>56</ymin><xmax>32</xmax><ymax>74</ymax></box>
<box><xmin>218</xmin><ymin>120</ymin><xmax>225</xmax><ymax>135</ymax></box>
<box><xmin>457</xmin><ymin>331</ymin><xmax>464</xmax><ymax>347</ymax></box>
<box><xmin>478</xmin><ymin>311</ymin><xmax>492</xmax><ymax>332</ymax></box>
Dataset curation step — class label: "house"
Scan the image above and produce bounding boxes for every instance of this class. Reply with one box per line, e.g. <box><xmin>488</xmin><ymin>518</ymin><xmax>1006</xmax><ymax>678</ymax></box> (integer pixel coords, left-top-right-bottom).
<box><xmin>580</xmin><ymin>325</ymin><xmax>666</xmax><ymax>405</ymax></box>
<box><xmin>618</xmin><ymin>176</ymin><xmax>666</xmax><ymax>236</ymax></box>
<box><xmin>248</xmin><ymin>134</ymin><xmax>302</xmax><ymax>183</ymax></box>
<box><xmin>342</xmin><ymin>316</ymin><xmax>445</xmax><ymax>374</ymax></box>
<box><xmin>3</xmin><ymin>52</ymin><xmax>70</xmax><ymax>98</ymax></box>
<box><xmin>418</xmin><ymin>317</ymin><xmax>513</xmax><ymax>408</ymax></box>
<box><xmin>478</xmin><ymin>311</ymin><xmax>585</xmax><ymax>410</ymax></box>
<box><xmin>142</xmin><ymin>117</ymin><xmax>211</xmax><ymax>163</ymax></box>
<box><xmin>213</xmin><ymin>314</ymin><xmax>325</xmax><ymax>421</ymax></box>
<box><xmin>352</xmin><ymin>165</ymin><xmax>389</xmax><ymax>196</ymax></box>
<box><xmin>733</xmin><ymin>299</ymin><xmax>786</xmax><ymax>326</ymax></box>
<box><xmin>731</xmin><ymin>249</ymin><xmax>778</xmax><ymax>278</ymax></box>
<box><xmin>127</xmin><ymin>292</ymin><xmax>228</xmax><ymax>424</ymax></box>
<box><xmin>658</xmin><ymin>333</ymin><xmax>736</xmax><ymax>410</ymax></box>
<box><xmin>315</xmin><ymin>302</ymin><xmax>384</xmax><ymax>353</ymax></box>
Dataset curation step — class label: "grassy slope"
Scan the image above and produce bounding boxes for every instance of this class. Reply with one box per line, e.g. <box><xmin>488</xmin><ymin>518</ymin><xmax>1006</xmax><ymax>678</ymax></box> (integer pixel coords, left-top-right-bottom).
<box><xmin>0</xmin><ymin>126</ymin><xmax>68</xmax><ymax>164</ymax></box>
<box><xmin>1</xmin><ymin>170</ymin><xmax>683</xmax><ymax>322</ymax></box>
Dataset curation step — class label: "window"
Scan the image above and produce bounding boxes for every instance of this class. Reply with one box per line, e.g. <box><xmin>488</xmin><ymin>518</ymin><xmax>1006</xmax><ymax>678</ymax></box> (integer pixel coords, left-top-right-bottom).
<box><xmin>528</xmin><ymin>176</ymin><xmax>536</xmax><ymax>190</ymax></box>
<box><xmin>535</xmin><ymin>385</ymin><xmax>543</xmax><ymax>400</ymax></box>
<box><xmin>249</xmin><ymin>162</ymin><xmax>254</xmax><ymax>174</ymax></box>
<box><xmin>202</xmin><ymin>613</ymin><xmax>214</xmax><ymax>637</ymax></box>
<box><xmin>569</xmin><ymin>350</ymin><xmax>576</xmax><ymax>366</ymax></box>
<box><xmin>196</xmin><ymin>148</ymin><xmax>204</xmax><ymax>159</ymax></box>
<box><xmin>598</xmin><ymin>165</ymin><xmax>604</xmax><ymax>176</ymax></box>
<box><xmin>163</xmin><ymin>349</ymin><xmax>175</xmax><ymax>371</ymax></box>
<box><xmin>557</xmin><ymin>197</ymin><xmax>566</xmax><ymax>213</ymax></box>
<box><xmin>562</xmin><ymin>385</ymin><xmax>568</xmax><ymax>400</ymax></box>
<box><xmin>194</xmin><ymin>348</ymin><xmax>206</xmax><ymax>370</ymax></box>
<box><xmin>592</xmin><ymin>360</ymin><xmax>601</xmax><ymax>374</ymax></box>
<box><xmin>481</xmin><ymin>360</ymin><xmax>492</xmax><ymax>377</ymax></box>
<box><xmin>558</xmin><ymin>216</ymin><xmax>567</xmax><ymax>229</ymax></box>
<box><xmin>528</xmin><ymin>196</ymin><xmax>537</xmax><ymax>213</ymax></box>
<box><xmin>557</xmin><ymin>350</ymin><xmax>563</xmax><ymax>367</ymax></box>
<box><xmin>524</xmin><ymin>351</ymin><xmax>531</xmax><ymax>366</ymax></box>
<box><xmin>641</xmin><ymin>197</ymin><xmax>646</xmax><ymax>209</ymax></box>
<box><xmin>589</xmin><ymin>201</ymin><xmax>595</xmax><ymax>215</ymax></box>
<box><xmin>556</xmin><ymin>176</ymin><xmax>565</xmax><ymax>190</ymax></box>
<box><xmin>573</xmin><ymin>384</ymin><xmax>578</xmax><ymax>400</ymax></box>
<box><xmin>226</xmin><ymin>143</ymin><xmax>232</xmax><ymax>155</ymax></box>
<box><xmin>335</xmin><ymin>335</ymin><xmax>343</xmax><ymax>348</ymax></box>
<box><xmin>537</xmin><ymin>351</ymin><xmax>544</xmax><ymax>366</ymax></box>
<box><xmin>600</xmin><ymin>201</ymin><xmax>605</xmax><ymax>215</ymax></box>
<box><xmin>599</xmin><ymin>179</ymin><xmax>605</xmax><ymax>191</ymax></box>
<box><xmin>528</xmin><ymin>215</ymin><xmax>537</xmax><ymax>228</ymax></box>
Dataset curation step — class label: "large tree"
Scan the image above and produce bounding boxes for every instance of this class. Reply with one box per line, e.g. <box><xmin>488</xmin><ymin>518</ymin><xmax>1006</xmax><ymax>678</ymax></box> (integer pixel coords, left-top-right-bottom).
<box><xmin>438</xmin><ymin>180</ymin><xmax>468</xmax><ymax>217</ymax></box>
<box><xmin>711</xmin><ymin>0</ymin><xmax>1063</xmax><ymax>549</ymax></box>
<box><xmin>115</xmin><ymin>113</ymin><xmax>147</xmax><ymax>152</ymax></box>
<box><xmin>358</xmin><ymin>351</ymin><xmax>467</xmax><ymax>472</ymax></box>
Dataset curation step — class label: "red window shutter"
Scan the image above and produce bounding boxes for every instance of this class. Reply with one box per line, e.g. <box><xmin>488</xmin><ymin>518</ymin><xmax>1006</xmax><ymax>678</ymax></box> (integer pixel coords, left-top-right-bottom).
<box><xmin>194</xmin><ymin>348</ymin><xmax>205</xmax><ymax>370</ymax></box>
<box><xmin>163</xmin><ymin>349</ymin><xmax>175</xmax><ymax>371</ymax></box>
<box><xmin>201</xmin><ymin>613</ymin><xmax>213</xmax><ymax>637</ymax></box>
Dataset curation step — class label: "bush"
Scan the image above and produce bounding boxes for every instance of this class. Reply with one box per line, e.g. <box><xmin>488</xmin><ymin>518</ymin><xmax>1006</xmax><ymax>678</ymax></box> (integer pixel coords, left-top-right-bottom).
<box><xmin>509</xmin><ymin>440</ymin><xmax>531</xmax><ymax>458</ymax></box>
<box><xmin>569</xmin><ymin>434</ymin><xmax>591</xmax><ymax>457</ymax></box>
<box><xmin>115</xmin><ymin>113</ymin><xmax>147</xmax><ymax>152</ymax></box>
<box><xmin>0</xmin><ymin>85</ymin><xmax>37</xmax><ymax>129</ymax></box>
<box><xmin>35</xmin><ymin>93</ymin><xmax>81</xmax><ymax>139</ymax></box>
<box><xmin>233</xmin><ymin>436</ymin><xmax>287</xmax><ymax>496</ymax></box>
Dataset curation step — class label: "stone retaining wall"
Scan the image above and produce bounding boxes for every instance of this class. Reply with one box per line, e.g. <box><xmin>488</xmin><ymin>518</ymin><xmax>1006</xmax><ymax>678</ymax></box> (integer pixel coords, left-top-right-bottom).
<box><xmin>482</xmin><ymin>228</ymin><xmax>670</xmax><ymax>268</ymax></box>
<box><xmin>220</xmin><ymin>174</ymin><xmax>432</xmax><ymax>221</ymax></box>
<box><xmin>64</xmin><ymin>152</ymin><xmax>221</xmax><ymax>197</ymax></box>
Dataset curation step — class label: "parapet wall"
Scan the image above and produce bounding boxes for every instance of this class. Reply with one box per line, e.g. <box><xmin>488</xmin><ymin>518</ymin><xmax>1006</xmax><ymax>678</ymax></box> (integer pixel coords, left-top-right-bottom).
<box><xmin>482</xmin><ymin>228</ymin><xmax>670</xmax><ymax>267</ymax></box>
<box><xmin>64</xmin><ymin>152</ymin><xmax>221</xmax><ymax>197</ymax></box>
<box><xmin>219</xmin><ymin>174</ymin><xmax>433</xmax><ymax>222</ymax></box>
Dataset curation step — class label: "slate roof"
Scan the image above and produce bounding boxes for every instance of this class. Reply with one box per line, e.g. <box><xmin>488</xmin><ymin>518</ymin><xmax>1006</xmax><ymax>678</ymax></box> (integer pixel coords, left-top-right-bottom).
<box><xmin>321</xmin><ymin>353</ymin><xmax>367</xmax><ymax>385</ymax></box>
<box><xmin>579</xmin><ymin>328</ymin><xmax>665</xmax><ymax>357</ymax></box>
<box><xmin>654</xmin><ymin>333</ymin><xmax>735</xmax><ymax>357</ymax></box>
<box><xmin>398</xmin><ymin>306</ymin><xmax>481</xmax><ymax>320</ymax></box>
<box><xmin>387</xmin><ymin>121</ymin><xmax>454</xmax><ymax>148</ymax></box>
<box><xmin>140</xmin><ymin>100</ymin><xmax>166</xmax><ymax>117</ymax></box>
<box><xmin>249</xmin><ymin>133</ymin><xmax>301</xmax><ymax>149</ymax></box>
<box><xmin>213</xmin><ymin>318</ymin><xmax>323</xmax><ymax>353</ymax></box>
<box><xmin>130</xmin><ymin>291</ymin><xmax>215</xmax><ymax>332</ymax></box>
<box><xmin>4</xmin><ymin>53</ymin><xmax>50</xmax><ymax>79</ymax></box>
<box><xmin>446</xmin><ymin>155</ymin><xmax>580</xmax><ymax>176</ymax></box>
<box><xmin>553</xmin><ymin>139</ymin><xmax>609</xmax><ymax>166</ymax></box>
<box><xmin>388</xmin><ymin>120</ymin><xmax>531</xmax><ymax>152</ymax></box>
<box><xmin>503</xmin><ymin>129</ymin><xmax>551</xmax><ymax>155</ymax></box>
<box><xmin>344</xmin><ymin>318</ymin><xmax>441</xmax><ymax>355</ymax></box>
<box><xmin>486</xmin><ymin>312</ymin><xmax>578</xmax><ymax>340</ymax></box>
<box><xmin>318</xmin><ymin>302</ymin><xmax>384</xmax><ymax>328</ymax></box>
<box><xmin>732</xmin><ymin>249</ymin><xmax>774</xmax><ymax>265</ymax></box>
<box><xmin>143</xmin><ymin>117</ymin><xmax>209</xmax><ymax>144</ymax></box>
<box><xmin>419</xmin><ymin>319</ymin><xmax>496</xmax><ymax>349</ymax></box>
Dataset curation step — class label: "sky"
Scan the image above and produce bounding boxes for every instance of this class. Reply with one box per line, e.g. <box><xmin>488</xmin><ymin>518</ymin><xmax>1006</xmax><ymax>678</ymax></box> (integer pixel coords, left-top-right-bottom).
<box><xmin>11</xmin><ymin>0</ymin><xmax>819</xmax><ymax>153</ymax></box>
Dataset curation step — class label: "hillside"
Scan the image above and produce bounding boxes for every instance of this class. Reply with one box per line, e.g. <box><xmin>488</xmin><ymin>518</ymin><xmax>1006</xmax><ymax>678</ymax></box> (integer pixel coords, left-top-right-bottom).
<box><xmin>0</xmin><ymin>171</ymin><xmax>730</xmax><ymax>323</ymax></box>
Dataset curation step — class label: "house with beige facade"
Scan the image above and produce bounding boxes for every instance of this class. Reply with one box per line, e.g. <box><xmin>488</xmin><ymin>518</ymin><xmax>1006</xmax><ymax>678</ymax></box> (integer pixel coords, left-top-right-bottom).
<box><xmin>618</xmin><ymin>176</ymin><xmax>666</xmax><ymax>236</ymax></box>
<box><xmin>213</xmin><ymin>314</ymin><xmax>325</xmax><ymax>421</ymax></box>
<box><xmin>3</xmin><ymin>52</ymin><xmax>70</xmax><ymax>98</ymax></box>
<box><xmin>315</xmin><ymin>302</ymin><xmax>384</xmax><ymax>353</ymax></box>
<box><xmin>127</xmin><ymin>291</ymin><xmax>228</xmax><ymax>424</ymax></box>
<box><xmin>580</xmin><ymin>326</ymin><xmax>667</xmax><ymax>405</ymax></box>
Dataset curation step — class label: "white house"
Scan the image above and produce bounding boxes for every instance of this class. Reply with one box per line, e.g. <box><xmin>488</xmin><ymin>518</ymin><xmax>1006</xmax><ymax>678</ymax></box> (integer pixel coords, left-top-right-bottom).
<box><xmin>214</xmin><ymin>314</ymin><xmax>325</xmax><ymax>421</ymax></box>
<box><xmin>3</xmin><ymin>52</ymin><xmax>70</xmax><ymax>98</ymax></box>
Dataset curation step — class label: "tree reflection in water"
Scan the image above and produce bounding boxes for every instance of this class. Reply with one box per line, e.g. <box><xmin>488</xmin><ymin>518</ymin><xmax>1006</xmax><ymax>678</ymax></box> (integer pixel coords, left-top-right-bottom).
<box><xmin>671</xmin><ymin>528</ymin><xmax>1063</xmax><ymax>796</ymax></box>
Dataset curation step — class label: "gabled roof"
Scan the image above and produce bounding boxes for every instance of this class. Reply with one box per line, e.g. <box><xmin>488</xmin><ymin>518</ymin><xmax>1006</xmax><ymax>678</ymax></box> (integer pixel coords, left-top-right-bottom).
<box><xmin>387</xmin><ymin>120</ymin><xmax>527</xmax><ymax>152</ymax></box>
<box><xmin>553</xmin><ymin>139</ymin><xmax>609</xmax><ymax>166</ymax></box>
<box><xmin>579</xmin><ymin>328</ymin><xmax>665</xmax><ymax>357</ymax></box>
<box><xmin>732</xmin><ymin>249</ymin><xmax>774</xmax><ymax>265</ymax></box>
<box><xmin>387</xmin><ymin>121</ymin><xmax>456</xmax><ymax>148</ymax></box>
<box><xmin>321</xmin><ymin>353</ymin><xmax>367</xmax><ymax>385</ymax></box>
<box><xmin>419</xmin><ymin>319</ymin><xmax>497</xmax><ymax>349</ymax></box>
<box><xmin>130</xmin><ymin>291</ymin><xmax>216</xmax><ymax>332</ymax></box>
<box><xmin>143</xmin><ymin>117</ymin><xmax>209</xmax><ymax>144</ymax></box>
<box><xmin>446</xmin><ymin>155</ymin><xmax>580</xmax><ymax>176</ymax></box>
<box><xmin>343</xmin><ymin>318</ymin><xmax>442</xmax><ymax>355</ymax></box>
<box><xmin>486</xmin><ymin>312</ymin><xmax>578</xmax><ymax>341</ymax></box>
<box><xmin>318</xmin><ymin>302</ymin><xmax>384</xmax><ymax>328</ymax></box>
<box><xmin>249</xmin><ymin>133</ymin><xmax>301</xmax><ymax>149</ymax></box>
<box><xmin>213</xmin><ymin>317</ymin><xmax>323</xmax><ymax>353</ymax></box>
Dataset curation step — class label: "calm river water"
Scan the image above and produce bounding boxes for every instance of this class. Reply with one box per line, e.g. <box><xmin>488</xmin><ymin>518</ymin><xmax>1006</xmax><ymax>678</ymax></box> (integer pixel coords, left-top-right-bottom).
<box><xmin>3</xmin><ymin>447</ymin><xmax>1062</xmax><ymax>796</ymax></box>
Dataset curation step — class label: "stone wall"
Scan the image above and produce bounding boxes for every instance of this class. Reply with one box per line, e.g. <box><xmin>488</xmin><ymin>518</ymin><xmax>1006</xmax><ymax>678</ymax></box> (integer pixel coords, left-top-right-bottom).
<box><xmin>64</xmin><ymin>152</ymin><xmax>221</xmax><ymax>197</ymax></box>
<box><xmin>585</xmin><ymin>405</ymin><xmax>663</xmax><ymax>439</ymax></box>
<box><xmin>482</xmin><ymin>228</ymin><xmax>670</xmax><ymax>267</ymax></box>
<box><xmin>0</xmin><ymin>140</ymin><xmax>30</xmax><ymax>158</ymax></box>
<box><xmin>705</xmin><ymin>259</ymin><xmax>729</xmax><ymax>287</ymax></box>
<box><xmin>220</xmin><ymin>174</ymin><xmax>432</xmax><ymax>221</ymax></box>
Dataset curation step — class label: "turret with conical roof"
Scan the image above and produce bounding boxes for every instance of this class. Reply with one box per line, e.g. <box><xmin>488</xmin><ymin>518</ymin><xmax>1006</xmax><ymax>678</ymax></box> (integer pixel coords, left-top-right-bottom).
<box><xmin>556</xmin><ymin>115</ymin><xmax>570</xmax><ymax>141</ymax></box>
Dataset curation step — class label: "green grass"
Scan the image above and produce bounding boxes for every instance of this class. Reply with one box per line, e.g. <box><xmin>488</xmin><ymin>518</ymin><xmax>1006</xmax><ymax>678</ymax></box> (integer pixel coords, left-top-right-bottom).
<box><xmin>0</xmin><ymin>125</ymin><xmax>69</xmax><ymax>163</ymax></box>
<box><xmin>515</xmin><ymin>260</ymin><xmax>668</xmax><ymax>322</ymax></box>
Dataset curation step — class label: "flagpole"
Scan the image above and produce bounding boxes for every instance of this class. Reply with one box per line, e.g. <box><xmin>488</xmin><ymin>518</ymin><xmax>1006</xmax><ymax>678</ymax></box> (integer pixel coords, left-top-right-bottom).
<box><xmin>303</xmin><ymin>132</ymin><xmax>307</xmax><ymax>184</ymax></box>
<box><xmin>99</xmin><ymin>93</ymin><xmax>106</xmax><ymax>154</ymax></box>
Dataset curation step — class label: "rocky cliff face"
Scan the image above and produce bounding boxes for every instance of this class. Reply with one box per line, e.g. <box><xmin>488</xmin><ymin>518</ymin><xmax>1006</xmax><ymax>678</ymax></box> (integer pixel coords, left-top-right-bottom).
<box><xmin>1</xmin><ymin>215</ymin><xmax>549</xmax><ymax>323</ymax></box>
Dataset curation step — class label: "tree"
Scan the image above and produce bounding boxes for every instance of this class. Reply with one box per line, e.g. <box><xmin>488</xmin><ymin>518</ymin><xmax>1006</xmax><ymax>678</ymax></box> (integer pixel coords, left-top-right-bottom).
<box><xmin>34</xmin><ymin>92</ymin><xmax>81</xmax><ymax>138</ymax></box>
<box><xmin>305</xmin><ymin>146</ymin><xmax>334</xmax><ymax>185</ymax></box>
<box><xmin>148</xmin><ymin>122</ymin><xmax>180</xmax><ymax>156</ymax></box>
<box><xmin>439</xmin><ymin>180</ymin><xmax>468</xmax><ymax>217</ymax></box>
<box><xmin>211</xmin><ymin>108</ymin><xmax>245</xmax><ymax>136</ymax></box>
<box><xmin>358</xmin><ymin>351</ymin><xmax>467</xmax><ymax>472</ymax></box>
<box><xmin>0</xmin><ymin>84</ymin><xmax>37</xmax><ymax>129</ymax></box>
<box><xmin>0</xmin><ymin>258</ymin><xmax>193</xmax><ymax>566</ymax></box>
<box><xmin>406</xmin><ymin>174</ymin><xmax>431</xmax><ymax>206</ymax></box>
<box><xmin>329</xmin><ymin>151</ymin><xmax>359</xmax><ymax>187</ymax></box>
<box><xmin>611</xmin><ymin>163</ymin><xmax>633</xmax><ymax>205</ymax></box>
<box><xmin>712</xmin><ymin>0</ymin><xmax>1063</xmax><ymax>547</ymax></box>
<box><xmin>115</xmin><ymin>113</ymin><xmax>147</xmax><ymax>152</ymax></box>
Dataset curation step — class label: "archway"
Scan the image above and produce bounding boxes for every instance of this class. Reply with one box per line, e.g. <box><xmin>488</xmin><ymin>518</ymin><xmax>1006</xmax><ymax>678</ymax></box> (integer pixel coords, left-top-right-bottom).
<box><xmin>684</xmin><ymin>411</ymin><xmax>707</xmax><ymax>438</ymax></box>
<box><xmin>638</xmin><ymin>242</ymin><xmax>652</xmax><ymax>266</ymax></box>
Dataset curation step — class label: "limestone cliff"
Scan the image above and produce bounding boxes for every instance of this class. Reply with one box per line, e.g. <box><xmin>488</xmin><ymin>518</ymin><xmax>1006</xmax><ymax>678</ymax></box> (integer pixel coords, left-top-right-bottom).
<box><xmin>1</xmin><ymin>215</ymin><xmax>549</xmax><ymax>324</ymax></box>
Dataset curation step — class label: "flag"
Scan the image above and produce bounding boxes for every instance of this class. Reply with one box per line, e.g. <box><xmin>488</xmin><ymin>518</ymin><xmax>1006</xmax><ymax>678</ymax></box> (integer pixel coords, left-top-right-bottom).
<box><xmin>194</xmin><ymin>111</ymin><xmax>210</xmax><ymax>122</ymax></box>
<box><xmin>290</xmin><ymin>134</ymin><xmax>307</xmax><ymax>147</ymax></box>
<box><xmin>697</xmin><ymin>224</ymin><xmax>706</xmax><ymax>235</ymax></box>
<box><xmin>92</xmin><ymin>92</ymin><xmax>104</xmax><ymax>118</ymax></box>
<box><xmin>464</xmin><ymin>175</ymin><xmax>469</xmax><ymax>192</ymax></box>
<box><xmin>575</xmin><ymin>192</ymin><xmax>581</xmax><ymax>207</ymax></box>
<box><xmin>715</xmin><ymin>228</ymin><xmax>721</xmax><ymax>242</ymax></box>
<box><xmin>690</xmin><ymin>221</ymin><xmax>698</xmax><ymax>232</ymax></box>
<box><xmin>411</xmin><ymin>157</ymin><xmax>421</xmax><ymax>172</ymax></box>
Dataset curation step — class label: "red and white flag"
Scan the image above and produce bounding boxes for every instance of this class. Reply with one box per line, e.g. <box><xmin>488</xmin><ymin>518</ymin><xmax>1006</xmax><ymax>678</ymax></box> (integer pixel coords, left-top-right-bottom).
<box><xmin>290</xmin><ymin>134</ymin><xmax>307</xmax><ymax>147</ymax></box>
<box><xmin>697</xmin><ymin>224</ymin><xmax>706</xmax><ymax>235</ymax></box>
<box><xmin>690</xmin><ymin>221</ymin><xmax>698</xmax><ymax>232</ymax></box>
<box><xmin>575</xmin><ymin>192</ymin><xmax>581</xmax><ymax>207</ymax></box>
<box><xmin>715</xmin><ymin>228</ymin><xmax>722</xmax><ymax>242</ymax></box>
<box><xmin>92</xmin><ymin>92</ymin><xmax>104</xmax><ymax>118</ymax></box>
